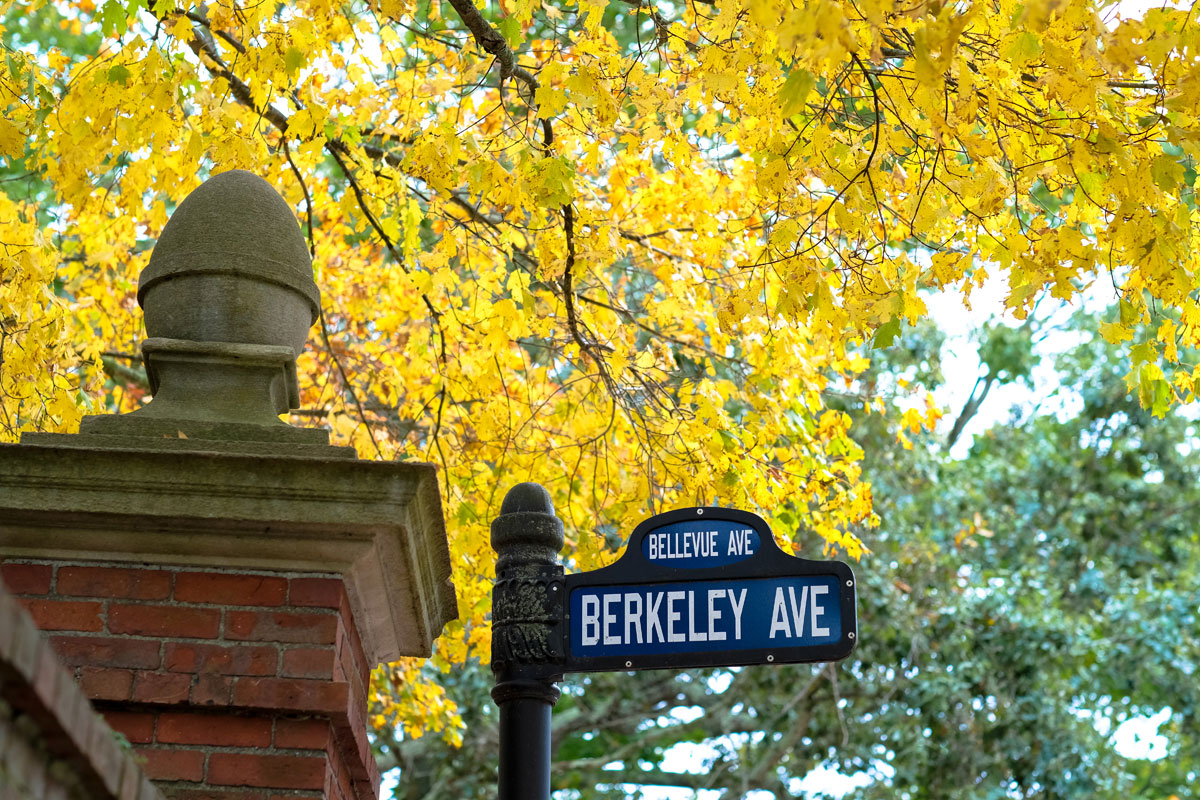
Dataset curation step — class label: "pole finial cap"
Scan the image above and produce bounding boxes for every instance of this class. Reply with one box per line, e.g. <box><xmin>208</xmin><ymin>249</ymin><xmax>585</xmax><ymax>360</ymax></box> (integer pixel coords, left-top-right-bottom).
<box><xmin>500</xmin><ymin>482</ymin><xmax>556</xmax><ymax>516</ymax></box>
<box><xmin>492</xmin><ymin>482</ymin><xmax>563</xmax><ymax>568</ymax></box>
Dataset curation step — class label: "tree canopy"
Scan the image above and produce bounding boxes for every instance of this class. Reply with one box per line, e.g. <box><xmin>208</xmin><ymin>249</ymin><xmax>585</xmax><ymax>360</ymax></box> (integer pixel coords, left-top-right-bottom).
<box><xmin>2</xmin><ymin>0</ymin><xmax>1199</xmax><ymax>780</ymax></box>
<box><xmin>378</xmin><ymin>313</ymin><xmax>1200</xmax><ymax>798</ymax></box>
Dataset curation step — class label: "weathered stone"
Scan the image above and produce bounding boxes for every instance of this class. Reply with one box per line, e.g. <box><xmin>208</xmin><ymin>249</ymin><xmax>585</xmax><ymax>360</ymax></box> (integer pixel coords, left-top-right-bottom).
<box><xmin>138</xmin><ymin>169</ymin><xmax>320</xmax><ymax>344</ymax></box>
<box><xmin>0</xmin><ymin>442</ymin><xmax>457</xmax><ymax>662</ymax></box>
<box><xmin>24</xmin><ymin>169</ymin><xmax>348</xmax><ymax>453</ymax></box>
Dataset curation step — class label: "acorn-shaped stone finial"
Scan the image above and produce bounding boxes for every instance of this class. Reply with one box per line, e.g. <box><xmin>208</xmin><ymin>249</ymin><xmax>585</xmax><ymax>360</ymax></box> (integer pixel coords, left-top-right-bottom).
<box><xmin>78</xmin><ymin>170</ymin><xmax>336</xmax><ymax>449</ymax></box>
<box><xmin>139</xmin><ymin>169</ymin><xmax>320</xmax><ymax>355</ymax></box>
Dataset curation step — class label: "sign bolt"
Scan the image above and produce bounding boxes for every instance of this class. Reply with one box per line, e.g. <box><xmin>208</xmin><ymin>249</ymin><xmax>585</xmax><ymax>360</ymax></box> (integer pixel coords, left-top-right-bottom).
<box><xmin>766</xmin><ymin>654</ymin><xmax>774</xmax><ymax>662</ymax></box>
<box><xmin>846</xmin><ymin>580</ymin><xmax>853</xmax><ymax>587</ymax></box>
<box><xmin>848</xmin><ymin>632</ymin><xmax>855</xmax><ymax>639</ymax></box>
<box><xmin>625</xmin><ymin>661</ymin><xmax>632</xmax><ymax>668</ymax></box>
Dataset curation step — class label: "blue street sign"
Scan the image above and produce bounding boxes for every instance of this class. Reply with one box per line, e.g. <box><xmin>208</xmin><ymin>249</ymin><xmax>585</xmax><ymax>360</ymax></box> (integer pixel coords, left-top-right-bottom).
<box><xmin>572</xmin><ymin>575</ymin><xmax>842</xmax><ymax>657</ymax></box>
<box><xmin>563</xmin><ymin>507</ymin><xmax>857</xmax><ymax>672</ymax></box>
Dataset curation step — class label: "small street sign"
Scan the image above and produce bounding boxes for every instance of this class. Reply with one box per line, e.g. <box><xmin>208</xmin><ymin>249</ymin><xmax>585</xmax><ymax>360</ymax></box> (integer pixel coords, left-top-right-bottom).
<box><xmin>563</xmin><ymin>507</ymin><xmax>857</xmax><ymax>673</ymax></box>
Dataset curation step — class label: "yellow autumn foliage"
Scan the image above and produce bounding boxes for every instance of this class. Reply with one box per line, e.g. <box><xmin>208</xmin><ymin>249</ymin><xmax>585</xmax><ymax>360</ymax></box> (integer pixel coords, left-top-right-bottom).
<box><xmin>2</xmin><ymin>0</ymin><xmax>1197</xmax><ymax>742</ymax></box>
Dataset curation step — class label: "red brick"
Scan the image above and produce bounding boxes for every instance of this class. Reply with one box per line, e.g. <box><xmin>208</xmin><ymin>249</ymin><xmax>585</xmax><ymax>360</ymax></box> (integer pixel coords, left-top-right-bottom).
<box><xmin>191</xmin><ymin>674</ymin><xmax>235</xmax><ymax>706</ymax></box>
<box><xmin>132</xmin><ymin>671</ymin><xmax>192</xmax><ymax>703</ymax></box>
<box><xmin>18</xmin><ymin>598</ymin><xmax>103</xmax><ymax>632</ymax></box>
<box><xmin>281</xmin><ymin>648</ymin><xmax>335</xmax><ymax>680</ymax></box>
<box><xmin>116</xmin><ymin>756</ymin><xmax>143</xmax><ymax>800</ymax></box>
<box><xmin>100</xmin><ymin>710</ymin><xmax>156</xmax><ymax>744</ymax></box>
<box><xmin>86</xmin><ymin>719</ymin><xmax>126</xmax><ymax>796</ymax></box>
<box><xmin>0</xmin><ymin>563</ymin><xmax>52</xmax><ymax>594</ymax></box>
<box><xmin>231</xmin><ymin>678</ymin><xmax>348</xmax><ymax>714</ymax></box>
<box><xmin>56</xmin><ymin>566</ymin><xmax>171</xmax><ymax>600</ymax></box>
<box><xmin>157</xmin><ymin>712</ymin><xmax>273</xmax><ymax>747</ymax></box>
<box><xmin>225</xmin><ymin>610</ymin><xmax>337</xmax><ymax>645</ymax></box>
<box><xmin>288</xmin><ymin>578</ymin><xmax>344</xmax><ymax>609</ymax></box>
<box><xmin>207</xmin><ymin>753</ymin><xmax>325</xmax><ymax>790</ymax></box>
<box><xmin>32</xmin><ymin>650</ymin><xmax>77</xmax><ymax>726</ymax></box>
<box><xmin>338</xmin><ymin>760</ymin><xmax>356</xmax><ymax>800</ymax></box>
<box><xmin>175</xmin><ymin>572</ymin><xmax>287</xmax><ymax>607</ymax></box>
<box><xmin>336</xmin><ymin>629</ymin><xmax>369</xmax><ymax>723</ymax></box>
<box><xmin>79</xmin><ymin>667</ymin><xmax>134</xmax><ymax>701</ymax></box>
<box><xmin>136</xmin><ymin>747</ymin><xmax>206</xmax><ymax>782</ymax></box>
<box><xmin>274</xmin><ymin>718</ymin><xmax>330</xmax><ymax>750</ymax></box>
<box><xmin>336</xmin><ymin>643</ymin><xmax>350</xmax><ymax>686</ymax></box>
<box><xmin>168</xmin><ymin>791</ymin><xmax>270</xmax><ymax>800</ymax></box>
<box><xmin>49</xmin><ymin>636</ymin><xmax>161</xmax><ymax>669</ymax></box>
<box><xmin>165</xmin><ymin>642</ymin><xmax>278</xmax><ymax>676</ymax></box>
<box><xmin>339</xmin><ymin>613</ymin><xmax>369</xmax><ymax>681</ymax></box>
<box><xmin>108</xmin><ymin>604</ymin><xmax>220</xmax><ymax>638</ymax></box>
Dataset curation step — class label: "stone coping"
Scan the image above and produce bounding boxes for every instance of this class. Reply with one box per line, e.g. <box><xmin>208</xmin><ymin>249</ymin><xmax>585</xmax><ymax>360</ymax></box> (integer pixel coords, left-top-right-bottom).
<box><xmin>0</xmin><ymin>442</ymin><xmax>458</xmax><ymax>665</ymax></box>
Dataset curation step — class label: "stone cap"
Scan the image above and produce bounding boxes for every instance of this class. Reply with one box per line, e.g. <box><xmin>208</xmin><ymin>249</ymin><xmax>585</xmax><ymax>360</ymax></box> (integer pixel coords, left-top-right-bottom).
<box><xmin>0</xmin><ymin>442</ymin><xmax>458</xmax><ymax>664</ymax></box>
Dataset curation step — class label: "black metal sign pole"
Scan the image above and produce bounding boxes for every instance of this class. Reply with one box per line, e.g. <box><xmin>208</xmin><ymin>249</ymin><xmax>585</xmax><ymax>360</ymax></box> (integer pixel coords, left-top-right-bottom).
<box><xmin>490</xmin><ymin>483</ymin><xmax>566</xmax><ymax>800</ymax></box>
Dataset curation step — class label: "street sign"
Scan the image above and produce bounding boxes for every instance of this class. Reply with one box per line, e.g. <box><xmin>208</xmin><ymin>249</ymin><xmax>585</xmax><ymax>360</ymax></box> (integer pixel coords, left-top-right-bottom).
<box><xmin>563</xmin><ymin>507</ymin><xmax>857</xmax><ymax>673</ymax></box>
<box><xmin>490</xmin><ymin>485</ymin><xmax>864</xmax><ymax>800</ymax></box>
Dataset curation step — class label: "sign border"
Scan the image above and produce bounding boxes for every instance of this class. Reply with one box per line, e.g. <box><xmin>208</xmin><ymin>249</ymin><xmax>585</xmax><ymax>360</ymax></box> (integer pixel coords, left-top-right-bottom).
<box><xmin>562</xmin><ymin>507</ymin><xmax>857</xmax><ymax>673</ymax></box>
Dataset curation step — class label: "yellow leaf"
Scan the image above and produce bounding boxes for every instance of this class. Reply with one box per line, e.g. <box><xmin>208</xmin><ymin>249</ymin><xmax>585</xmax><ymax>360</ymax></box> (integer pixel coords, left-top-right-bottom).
<box><xmin>0</xmin><ymin>117</ymin><xmax>23</xmax><ymax>158</ymax></box>
<box><xmin>534</xmin><ymin>86</ymin><xmax>567</xmax><ymax>119</ymax></box>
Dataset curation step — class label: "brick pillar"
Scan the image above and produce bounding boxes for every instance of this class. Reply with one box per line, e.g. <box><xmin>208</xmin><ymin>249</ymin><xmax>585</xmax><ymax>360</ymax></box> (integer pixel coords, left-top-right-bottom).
<box><xmin>3</xmin><ymin>561</ymin><xmax>377</xmax><ymax>800</ymax></box>
<box><xmin>1</xmin><ymin>442</ymin><xmax>457</xmax><ymax>800</ymax></box>
<box><xmin>0</xmin><ymin>171</ymin><xmax>457</xmax><ymax>800</ymax></box>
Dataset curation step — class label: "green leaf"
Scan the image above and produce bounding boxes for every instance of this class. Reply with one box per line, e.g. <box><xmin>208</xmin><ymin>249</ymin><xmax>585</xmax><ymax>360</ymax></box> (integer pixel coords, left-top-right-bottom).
<box><xmin>1151</xmin><ymin>153</ymin><xmax>1184</xmax><ymax>192</ymax></box>
<box><xmin>1119</xmin><ymin>298</ymin><xmax>1140</xmax><ymax>326</ymax></box>
<box><xmin>777</xmin><ymin>69</ymin><xmax>815</xmax><ymax>118</ymax></box>
<box><xmin>531</xmin><ymin>156</ymin><xmax>574</xmax><ymax>207</ymax></box>
<box><xmin>284</xmin><ymin>46</ymin><xmax>305</xmax><ymax>77</ymax></box>
<box><xmin>5</xmin><ymin>53</ymin><xmax>23</xmax><ymax>84</ymax></box>
<box><xmin>1138</xmin><ymin>363</ymin><xmax>1172</xmax><ymax>417</ymax></box>
<box><xmin>873</xmin><ymin>318</ymin><xmax>901</xmax><ymax>349</ymax></box>
<box><xmin>1003</xmin><ymin>32</ymin><xmax>1041</xmax><ymax>68</ymax></box>
<box><xmin>98</xmin><ymin>1</ymin><xmax>128</xmax><ymax>37</ymax></box>
<box><xmin>498</xmin><ymin>16</ymin><xmax>522</xmax><ymax>49</ymax></box>
<box><xmin>107</xmin><ymin>64</ymin><xmax>131</xmax><ymax>85</ymax></box>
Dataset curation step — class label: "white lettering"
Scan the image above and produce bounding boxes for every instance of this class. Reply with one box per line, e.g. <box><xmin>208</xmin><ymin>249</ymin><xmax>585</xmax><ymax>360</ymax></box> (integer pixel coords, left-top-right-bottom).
<box><xmin>649</xmin><ymin>530</ymin><xmax>734</xmax><ymax>561</ymax></box>
<box><xmin>624</xmin><ymin>593</ymin><xmax>644</xmax><ymax>644</ymax></box>
<box><xmin>666</xmin><ymin>591</ymin><xmax>685</xmax><ymax>642</ymax></box>
<box><xmin>646</xmin><ymin>592</ymin><xmax>664</xmax><ymax>643</ymax></box>
<box><xmin>581</xmin><ymin>595</ymin><xmax>601</xmax><ymax>646</ymax></box>
<box><xmin>769</xmin><ymin>588</ymin><xmax>791</xmax><ymax>638</ymax></box>
<box><xmin>728</xmin><ymin>588</ymin><xmax>746</xmax><ymax>640</ymax></box>
<box><xmin>788</xmin><ymin>585</ymin><xmax>809</xmax><ymax>638</ymax></box>
<box><xmin>707</xmin><ymin>589</ymin><xmax>725</xmax><ymax>641</ymax></box>
<box><xmin>687</xmin><ymin>591</ymin><xmax>707</xmax><ymax>642</ymax></box>
<box><xmin>810</xmin><ymin>585</ymin><xmax>830</xmax><ymax>636</ymax></box>
<box><xmin>603</xmin><ymin>595</ymin><xmax>620</xmax><ymax>645</ymax></box>
<box><xmin>744</xmin><ymin>530</ymin><xmax>756</xmax><ymax>555</ymax></box>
